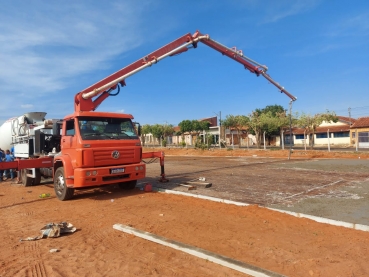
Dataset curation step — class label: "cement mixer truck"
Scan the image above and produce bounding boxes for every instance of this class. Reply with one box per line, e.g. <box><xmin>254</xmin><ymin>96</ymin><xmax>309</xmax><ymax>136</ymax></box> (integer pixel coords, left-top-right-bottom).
<box><xmin>0</xmin><ymin>30</ymin><xmax>296</xmax><ymax>201</ymax></box>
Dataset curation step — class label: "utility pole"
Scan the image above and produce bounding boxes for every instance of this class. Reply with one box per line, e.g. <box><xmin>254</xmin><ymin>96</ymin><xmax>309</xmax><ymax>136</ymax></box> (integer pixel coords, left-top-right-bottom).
<box><xmin>288</xmin><ymin>100</ymin><xmax>293</xmax><ymax>160</ymax></box>
<box><xmin>348</xmin><ymin>107</ymin><xmax>351</xmax><ymax>126</ymax></box>
<box><xmin>327</xmin><ymin>129</ymin><xmax>330</xmax><ymax>152</ymax></box>
<box><xmin>214</xmin><ymin>111</ymin><xmax>222</xmax><ymax>149</ymax></box>
<box><xmin>219</xmin><ymin>111</ymin><xmax>222</xmax><ymax>149</ymax></box>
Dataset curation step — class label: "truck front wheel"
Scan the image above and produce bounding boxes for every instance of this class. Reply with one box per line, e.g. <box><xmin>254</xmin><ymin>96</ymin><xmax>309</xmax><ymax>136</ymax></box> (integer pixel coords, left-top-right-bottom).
<box><xmin>54</xmin><ymin>167</ymin><xmax>74</xmax><ymax>201</ymax></box>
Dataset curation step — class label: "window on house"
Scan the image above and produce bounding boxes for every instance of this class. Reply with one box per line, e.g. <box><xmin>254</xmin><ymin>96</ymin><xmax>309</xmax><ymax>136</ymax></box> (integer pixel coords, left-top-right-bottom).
<box><xmin>284</xmin><ymin>135</ymin><xmax>294</xmax><ymax>144</ymax></box>
<box><xmin>316</xmin><ymin>133</ymin><xmax>327</xmax><ymax>139</ymax></box>
<box><xmin>295</xmin><ymin>134</ymin><xmax>304</xmax><ymax>139</ymax></box>
<box><xmin>358</xmin><ymin>132</ymin><xmax>369</xmax><ymax>143</ymax></box>
<box><xmin>333</xmin><ymin>132</ymin><xmax>349</xmax><ymax>138</ymax></box>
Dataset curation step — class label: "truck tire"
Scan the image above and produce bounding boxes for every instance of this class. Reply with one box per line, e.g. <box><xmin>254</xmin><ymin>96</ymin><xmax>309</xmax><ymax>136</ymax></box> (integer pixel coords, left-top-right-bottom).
<box><xmin>21</xmin><ymin>169</ymin><xmax>34</xmax><ymax>187</ymax></box>
<box><xmin>34</xmin><ymin>169</ymin><xmax>42</xmax><ymax>185</ymax></box>
<box><xmin>118</xmin><ymin>180</ymin><xmax>137</xmax><ymax>190</ymax></box>
<box><xmin>54</xmin><ymin>167</ymin><xmax>74</xmax><ymax>201</ymax></box>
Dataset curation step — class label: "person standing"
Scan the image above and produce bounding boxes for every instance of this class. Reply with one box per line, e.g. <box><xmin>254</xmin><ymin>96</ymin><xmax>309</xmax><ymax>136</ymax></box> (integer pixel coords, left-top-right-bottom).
<box><xmin>0</xmin><ymin>148</ymin><xmax>4</xmax><ymax>181</ymax></box>
<box><xmin>4</xmin><ymin>149</ymin><xmax>14</xmax><ymax>180</ymax></box>
<box><xmin>10</xmin><ymin>146</ymin><xmax>20</xmax><ymax>182</ymax></box>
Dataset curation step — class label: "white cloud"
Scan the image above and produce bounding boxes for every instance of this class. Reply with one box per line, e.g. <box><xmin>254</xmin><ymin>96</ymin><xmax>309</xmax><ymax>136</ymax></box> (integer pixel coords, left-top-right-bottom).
<box><xmin>0</xmin><ymin>0</ymin><xmax>157</xmax><ymax>125</ymax></box>
<box><xmin>289</xmin><ymin>11</ymin><xmax>369</xmax><ymax>57</ymax></box>
<box><xmin>20</xmin><ymin>104</ymin><xmax>34</xmax><ymax>109</ymax></box>
<box><xmin>261</xmin><ymin>0</ymin><xmax>321</xmax><ymax>24</ymax></box>
<box><xmin>0</xmin><ymin>2</ymin><xmax>145</xmax><ymax>94</ymax></box>
<box><xmin>324</xmin><ymin>12</ymin><xmax>369</xmax><ymax>38</ymax></box>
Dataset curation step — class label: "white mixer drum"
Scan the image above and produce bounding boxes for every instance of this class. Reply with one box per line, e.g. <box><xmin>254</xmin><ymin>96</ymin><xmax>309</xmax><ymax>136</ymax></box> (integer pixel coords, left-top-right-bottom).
<box><xmin>0</xmin><ymin>118</ymin><xmax>15</xmax><ymax>151</ymax></box>
<box><xmin>0</xmin><ymin>112</ymin><xmax>47</xmax><ymax>151</ymax></box>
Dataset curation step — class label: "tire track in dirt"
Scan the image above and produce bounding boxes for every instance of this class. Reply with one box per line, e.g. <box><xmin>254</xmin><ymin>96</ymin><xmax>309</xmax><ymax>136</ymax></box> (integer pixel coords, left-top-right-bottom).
<box><xmin>27</xmin><ymin>241</ymin><xmax>48</xmax><ymax>277</ymax></box>
<box><xmin>0</xmin><ymin>241</ymin><xmax>47</xmax><ymax>277</ymax></box>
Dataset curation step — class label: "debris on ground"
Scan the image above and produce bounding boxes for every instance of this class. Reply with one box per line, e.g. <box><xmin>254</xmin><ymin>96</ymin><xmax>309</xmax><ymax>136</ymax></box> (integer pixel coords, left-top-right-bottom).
<box><xmin>179</xmin><ymin>177</ymin><xmax>212</xmax><ymax>190</ymax></box>
<box><xmin>20</xmin><ymin>222</ymin><xmax>76</xmax><ymax>241</ymax></box>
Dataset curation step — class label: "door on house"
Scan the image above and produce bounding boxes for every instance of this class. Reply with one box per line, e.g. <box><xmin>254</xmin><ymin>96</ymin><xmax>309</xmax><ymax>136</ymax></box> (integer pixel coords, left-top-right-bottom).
<box><xmin>284</xmin><ymin>134</ymin><xmax>294</xmax><ymax>146</ymax></box>
<box><xmin>358</xmin><ymin>132</ymin><xmax>369</xmax><ymax>148</ymax></box>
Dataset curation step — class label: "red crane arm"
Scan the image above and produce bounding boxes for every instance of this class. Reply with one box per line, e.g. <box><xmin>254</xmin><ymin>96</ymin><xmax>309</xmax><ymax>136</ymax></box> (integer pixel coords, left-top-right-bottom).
<box><xmin>193</xmin><ymin>31</ymin><xmax>297</xmax><ymax>102</ymax></box>
<box><xmin>74</xmin><ymin>30</ymin><xmax>296</xmax><ymax>112</ymax></box>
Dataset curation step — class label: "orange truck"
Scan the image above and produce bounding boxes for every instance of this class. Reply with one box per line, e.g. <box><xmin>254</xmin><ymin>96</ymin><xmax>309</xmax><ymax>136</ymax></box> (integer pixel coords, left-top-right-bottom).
<box><xmin>0</xmin><ymin>30</ymin><xmax>296</xmax><ymax>200</ymax></box>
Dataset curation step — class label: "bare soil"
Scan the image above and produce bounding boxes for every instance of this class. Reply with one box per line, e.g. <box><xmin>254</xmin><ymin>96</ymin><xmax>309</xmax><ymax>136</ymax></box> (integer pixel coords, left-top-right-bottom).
<box><xmin>0</xmin><ymin>148</ymin><xmax>368</xmax><ymax>277</ymax></box>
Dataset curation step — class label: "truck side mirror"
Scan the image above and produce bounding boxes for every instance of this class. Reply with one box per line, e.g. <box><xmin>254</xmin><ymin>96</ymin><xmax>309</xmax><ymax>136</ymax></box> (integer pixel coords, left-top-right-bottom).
<box><xmin>133</xmin><ymin>122</ymin><xmax>141</xmax><ymax>136</ymax></box>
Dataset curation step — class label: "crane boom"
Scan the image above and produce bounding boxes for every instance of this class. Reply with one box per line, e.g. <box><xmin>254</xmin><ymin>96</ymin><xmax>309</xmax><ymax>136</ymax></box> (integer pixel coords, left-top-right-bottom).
<box><xmin>74</xmin><ymin>30</ymin><xmax>296</xmax><ymax>112</ymax></box>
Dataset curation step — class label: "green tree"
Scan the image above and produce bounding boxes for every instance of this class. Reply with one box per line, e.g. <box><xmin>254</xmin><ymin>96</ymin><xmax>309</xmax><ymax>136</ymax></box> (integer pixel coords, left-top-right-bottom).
<box><xmin>150</xmin><ymin>124</ymin><xmax>164</xmax><ymax>146</ymax></box>
<box><xmin>141</xmin><ymin>124</ymin><xmax>152</xmax><ymax>146</ymax></box>
<box><xmin>258</xmin><ymin>105</ymin><xmax>286</xmax><ymax>145</ymax></box>
<box><xmin>248</xmin><ymin>105</ymin><xmax>292</xmax><ymax>148</ymax></box>
<box><xmin>222</xmin><ymin>115</ymin><xmax>249</xmax><ymax>147</ymax></box>
<box><xmin>178</xmin><ymin>119</ymin><xmax>210</xmax><ymax>146</ymax></box>
<box><xmin>162</xmin><ymin>124</ymin><xmax>174</xmax><ymax>146</ymax></box>
<box><xmin>194</xmin><ymin>120</ymin><xmax>210</xmax><ymax>142</ymax></box>
<box><xmin>248</xmin><ymin>111</ymin><xmax>263</xmax><ymax>148</ymax></box>
<box><xmin>260</xmin><ymin>111</ymin><xmax>280</xmax><ymax>146</ymax></box>
<box><xmin>150</xmin><ymin>124</ymin><xmax>174</xmax><ymax>147</ymax></box>
<box><xmin>259</xmin><ymin>105</ymin><xmax>285</xmax><ymax>116</ymax></box>
<box><xmin>297</xmin><ymin>111</ymin><xmax>338</xmax><ymax>149</ymax></box>
<box><xmin>178</xmin><ymin>120</ymin><xmax>192</xmax><ymax>146</ymax></box>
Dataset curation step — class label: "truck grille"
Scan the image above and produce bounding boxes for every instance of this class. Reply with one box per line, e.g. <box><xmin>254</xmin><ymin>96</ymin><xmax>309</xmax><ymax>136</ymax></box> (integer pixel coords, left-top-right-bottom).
<box><xmin>93</xmin><ymin>149</ymin><xmax>136</xmax><ymax>166</ymax></box>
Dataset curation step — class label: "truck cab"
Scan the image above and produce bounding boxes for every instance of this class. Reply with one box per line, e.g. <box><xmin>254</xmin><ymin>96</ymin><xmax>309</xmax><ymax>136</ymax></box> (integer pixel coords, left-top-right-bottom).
<box><xmin>53</xmin><ymin>111</ymin><xmax>145</xmax><ymax>200</ymax></box>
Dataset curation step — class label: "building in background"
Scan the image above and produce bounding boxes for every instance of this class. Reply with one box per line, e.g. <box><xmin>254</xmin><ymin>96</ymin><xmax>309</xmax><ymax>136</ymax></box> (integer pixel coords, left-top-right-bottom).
<box><xmin>350</xmin><ymin>117</ymin><xmax>369</xmax><ymax>148</ymax></box>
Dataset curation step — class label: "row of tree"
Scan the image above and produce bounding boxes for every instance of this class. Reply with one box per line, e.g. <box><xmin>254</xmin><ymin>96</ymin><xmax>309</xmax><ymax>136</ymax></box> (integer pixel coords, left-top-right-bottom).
<box><xmin>141</xmin><ymin>120</ymin><xmax>211</xmax><ymax>147</ymax></box>
<box><xmin>221</xmin><ymin>105</ymin><xmax>337</xmax><ymax>148</ymax></box>
<box><xmin>141</xmin><ymin>105</ymin><xmax>338</xmax><ymax>149</ymax></box>
<box><xmin>141</xmin><ymin>124</ymin><xmax>175</xmax><ymax>146</ymax></box>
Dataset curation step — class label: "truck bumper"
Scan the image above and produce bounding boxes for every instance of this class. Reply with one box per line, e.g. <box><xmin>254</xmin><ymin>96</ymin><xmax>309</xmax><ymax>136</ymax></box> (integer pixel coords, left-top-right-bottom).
<box><xmin>72</xmin><ymin>163</ymin><xmax>146</xmax><ymax>188</ymax></box>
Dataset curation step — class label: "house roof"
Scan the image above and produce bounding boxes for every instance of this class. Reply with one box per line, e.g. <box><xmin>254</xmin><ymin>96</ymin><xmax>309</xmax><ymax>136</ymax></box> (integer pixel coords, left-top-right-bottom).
<box><xmin>172</xmin><ymin>116</ymin><xmax>218</xmax><ymax>134</ymax></box>
<box><xmin>337</xmin><ymin>115</ymin><xmax>356</xmax><ymax>125</ymax></box>
<box><xmin>288</xmin><ymin>125</ymin><xmax>351</xmax><ymax>135</ymax></box>
<box><xmin>285</xmin><ymin>115</ymin><xmax>353</xmax><ymax>134</ymax></box>
<box><xmin>350</xmin><ymin>117</ymin><xmax>369</xmax><ymax>128</ymax></box>
<box><xmin>199</xmin><ymin>116</ymin><xmax>218</xmax><ymax>127</ymax></box>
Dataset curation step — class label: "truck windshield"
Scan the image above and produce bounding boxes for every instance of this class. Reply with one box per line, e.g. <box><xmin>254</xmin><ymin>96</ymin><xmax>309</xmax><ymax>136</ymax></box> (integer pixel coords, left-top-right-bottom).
<box><xmin>78</xmin><ymin>117</ymin><xmax>139</xmax><ymax>140</ymax></box>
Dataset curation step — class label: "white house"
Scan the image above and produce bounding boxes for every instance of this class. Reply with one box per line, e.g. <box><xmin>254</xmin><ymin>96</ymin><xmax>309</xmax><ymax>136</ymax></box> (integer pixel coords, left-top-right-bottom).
<box><xmin>281</xmin><ymin>116</ymin><xmax>353</xmax><ymax>147</ymax></box>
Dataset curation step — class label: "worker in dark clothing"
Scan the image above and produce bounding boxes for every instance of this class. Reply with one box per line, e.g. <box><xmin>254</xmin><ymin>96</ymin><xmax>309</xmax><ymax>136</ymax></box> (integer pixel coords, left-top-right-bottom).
<box><xmin>0</xmin><ymin>148</ymin><xmax>4</xmax><ymax>182</ymax></box>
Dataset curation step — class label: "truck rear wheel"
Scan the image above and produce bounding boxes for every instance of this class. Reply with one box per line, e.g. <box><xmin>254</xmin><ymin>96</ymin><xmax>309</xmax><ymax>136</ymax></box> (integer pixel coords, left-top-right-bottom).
<box><xmin>21</xmin><ymin>169</ymin><xmax>34</xmax><ymax>187</ymax></box>
<box><xmin>54</xmin><ymin>167</ymin><xmax>74</xmax><ymax>201</ymax></box>
<box><xmin>118</xmin><ymin>180</ymin><xmax>137</xmax><ymax>190</ymax></box>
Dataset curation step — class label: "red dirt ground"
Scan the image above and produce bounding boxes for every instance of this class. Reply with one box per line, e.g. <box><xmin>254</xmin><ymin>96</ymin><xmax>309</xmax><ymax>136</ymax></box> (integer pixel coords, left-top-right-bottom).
<box><xmin>156</xmin><ymin>147</ymin><xmax>369</xmax><ymax>160</ymax></box>
<box><xmin>0</xmin><ymin>148</ymin><xmax>368</xmax><ymax>277</ymax></box>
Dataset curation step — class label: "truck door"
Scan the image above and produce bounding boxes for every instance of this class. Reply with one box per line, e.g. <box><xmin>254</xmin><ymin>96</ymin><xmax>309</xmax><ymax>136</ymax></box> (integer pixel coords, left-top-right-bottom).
<box><xmin>61</xmin><ymin>119</ymin><xmax>79</xmax><ymax>167</ymax></box>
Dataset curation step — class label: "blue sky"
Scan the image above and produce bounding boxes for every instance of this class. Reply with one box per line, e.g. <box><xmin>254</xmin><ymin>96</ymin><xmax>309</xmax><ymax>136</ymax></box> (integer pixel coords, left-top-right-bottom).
<box><xmin>0</xmin><ymin>0</ymin><xmax>368</xmax><ymax>126</ymax></box>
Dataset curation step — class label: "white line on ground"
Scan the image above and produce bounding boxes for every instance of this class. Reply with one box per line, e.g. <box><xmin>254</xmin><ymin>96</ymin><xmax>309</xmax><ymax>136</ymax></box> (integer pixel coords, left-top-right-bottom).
<box><xmin>282</xmin><ymin>180</ymin><xmax>343</xmax><ymax>200</ymax></box>
<box><xmin>113</xmin><ymin>224</ymin><xmax>287</xmax><ymax>277</ymax></box>
<box><xmin>155</xmin><ymin>187</ymin><xmax>369</xmax><ymax>232</ymax></box>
